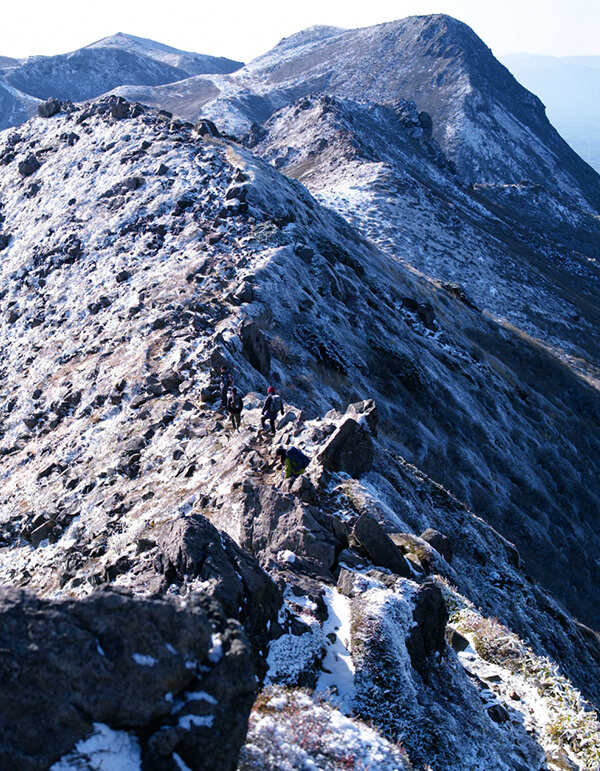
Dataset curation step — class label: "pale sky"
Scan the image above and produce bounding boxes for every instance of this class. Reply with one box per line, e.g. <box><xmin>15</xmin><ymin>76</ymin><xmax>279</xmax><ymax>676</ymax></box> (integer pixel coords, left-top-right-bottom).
<box><xmin>2</xmin><ymin>0</ymin><xmax>599</xmax><ymax>62</ymax></box>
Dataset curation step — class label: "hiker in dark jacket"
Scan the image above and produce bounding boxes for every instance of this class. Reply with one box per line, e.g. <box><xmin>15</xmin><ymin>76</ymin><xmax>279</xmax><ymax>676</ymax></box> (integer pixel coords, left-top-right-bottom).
<box><xmin>220</xmin><ymin>365</ymin><xmax>234</xmax><ymax>409</ymax></box>
<box><xmin>261</xmin><ymin>386</ymin><xmax>284</xmax><ymax>434</ymax></box>
<box><xmin>227</xmin><ymin>386</ymin><xmax>243</xmax><ymax>430</ymax></box>
<box><xmin>275</xmin><ymin>446</ymin><xmax>310</xmax><ymax>479</ymax></box>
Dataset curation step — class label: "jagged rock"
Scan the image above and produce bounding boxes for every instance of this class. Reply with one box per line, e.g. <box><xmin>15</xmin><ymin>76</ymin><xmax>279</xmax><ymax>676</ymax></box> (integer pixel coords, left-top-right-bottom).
<box><xmin>241</xmin><ymin>483</ymin><xmax>341</xmax><ymax>579</ymax></box>
<box><xmin>239</xmin><ymin>319</ymin><xmax>270</xmax><ymax>375</ymax></box>
<box><xmin>155</xmin><ymin>512</ymin><xmax>282</xmax><ymax>674</ymax></box>
<box><xmin>225</xmin><ymin>185</ymin><xmax>247</xmax><ymax>201</ymax></box>
<box><xmin>401</xmin><ymin>296</ymin><xmax>419</xmax><ymax>312</ymax></box>
<box><xmin>234</xmin><ymin>280</ymin><xmax>254</xmax><ymax>304</ymax></box>
<box><xmin>390</xmin><ymin>532</ymin><xmax>438</xmax><ymax>573</ymax></box>
<box><xmin>270</xmin><ymin>566</ymin><xmax>329</xmax><ymax>623</ymax></box>
<box><xmin>446</xmin><ymin>625</ymin><xmax>471</xmax><ymax>652</ymax></box>
<box><xmin>200</xmin><ymin>388</ymin><xmax>218</xmax><ymax>403</ymax></box>
<box><xmin>487</xmin><ymin>704</ymin><xmax>510</xmax><ymax>724</ymax></box>
<box><xmin>419</xmin><ymin>110</ymin><xmax>433</xmax><ymax>135</ymax></box>
<box><xmin>30</xmin><ymin>521</ymin><xmax>53</xmax><ymax>547</ymax></box>
<box><xmin>0</xmin><ymin>587</ymin><xmax>255</xmax><ymax>771</ymax></box>
<box><xmin>289</xmin><ymin>474</ymin><xmax>318</xmax><ymax>505</ymax></box>
<box><xmin>18</xmin><ymin>154</ymin><xmax>40</xmax><ymax>177</ymax></box>
<box><xmin>352</xmin><ymin>513</ymin><xmax>412</xmax><ymax>577</ymax></box>
<box><xmin>405</xmin><ymin>580</ymin><xmax>448</xmax><ymax>672</ymax></box>
<box><xmin>109</xmin><ymin>97</ymin><xmax>130</xmax><ymax>119</ymax></box>
<box><xmin>420</xmin><ymin>528</ymin><xmax>453</xmax><ymax>563</ymax></box>
<box><xmin>317</xmin><ymin>417</ymin><xmax>374</xmax><ymax>477</ymax></box>
<box><xmin>195</xmin><ymin>119</ymin><xmax>220</xmax><ymax>138</ymax></box>
<box><xmin>160</xmin><ymin>371</ymin><xmax>184</xmax><ymax>393</ymax></box>
<box><xmin>0</xmin><ymin>234</ymin><xmax>9</xmax><ymax>251</ymax></box>
<box><xmin>346</xmin><ymin>398</ymin><xmax>378</xmax><ymax>436</ymax></box>
<box><xmin>417</xmin><ymin>302</ymin><xmax>435</xmax><ymax>328</ymax></box>
<box><xmin>60</xmin><ymin>131</ymin><xmax>80</xmax><ymax>146</ymax></box>
<box><xmin>37</xmin><ymin>98</ymin><xmax>61</xmax><ymax>118</ymax></box>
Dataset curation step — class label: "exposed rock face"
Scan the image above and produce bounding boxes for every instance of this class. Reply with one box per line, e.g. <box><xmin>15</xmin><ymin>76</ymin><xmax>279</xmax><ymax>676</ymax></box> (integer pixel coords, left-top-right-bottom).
<box><xmin>0</xmin><ymin>587</ymin><xmax>255</xmax><ymax>771</ymax></box>
<box><xmin>241</xmin><ymin>483</ymin><xmax>345</xmax><ymax>579</ymax></box>
<box><xmin>318</xmin><ymin>418</ymin><xmax>374</xmax><ymax>477</ymax></box>
<box><xmin>352</xmin><ymin>513</ymin><xmax>412</xmax><ymax>578</ymax></box>
<box><xmin>155</xmin><ymin>512</ymin><xmax>282</xmax><ymax>670</ymax></box>
<box><xmin>405</xmin><ymin>581</ymin><xmax>448</xmax><ymax>672</ymax></box>
<box><xmin>239</xmin><ymin>319</ymin><xmax>270</xmax><ymax>375</ymax></box>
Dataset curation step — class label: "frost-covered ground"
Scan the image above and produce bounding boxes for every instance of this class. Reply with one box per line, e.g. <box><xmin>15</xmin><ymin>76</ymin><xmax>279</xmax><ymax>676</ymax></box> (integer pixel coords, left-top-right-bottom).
<box><xmin>0</xmin><ymin>101</ymin><xmax>599</xmax><ymax>770</ymax></box>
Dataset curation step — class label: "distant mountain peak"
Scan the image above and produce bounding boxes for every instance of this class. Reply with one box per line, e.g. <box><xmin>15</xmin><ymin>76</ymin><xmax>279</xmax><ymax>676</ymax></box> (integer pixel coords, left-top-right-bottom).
<box><xmin>86</xmin><ymin>32</ymin><xmax>193</xmax><ymax>56</ymax></box>
<box><xmin>273</xmin><ymin>25</ymin><xmax>346</xmax><ymax>51</ymax></box>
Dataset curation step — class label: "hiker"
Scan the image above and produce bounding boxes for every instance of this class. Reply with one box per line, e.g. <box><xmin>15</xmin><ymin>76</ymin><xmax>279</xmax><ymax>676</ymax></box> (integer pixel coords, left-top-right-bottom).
<box><xmin>219</xmin><ymin>365</ymin><xmax>234</xmax><ymax>409</ymax></box>
<box><xmin>275</xmin><ymin>446</ymin><xmax>311</xmax><ymax>479</ymax></box>
<box><xmin>261</xmin><ymin>386</ymin><xmax>284</xmax><ymax>434</ymax></box>
<box><xmin>227</xmin><ymin>386</ymin><xmax>243</xmax><ymax>430</ymax></box>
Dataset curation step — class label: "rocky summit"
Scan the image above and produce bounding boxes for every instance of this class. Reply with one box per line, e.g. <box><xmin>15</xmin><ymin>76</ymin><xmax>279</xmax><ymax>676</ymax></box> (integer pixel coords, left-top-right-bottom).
<box><xmin>0</xmin><ymin>13</ymin><xmax>599</xmax><ymax>771</ymax></box>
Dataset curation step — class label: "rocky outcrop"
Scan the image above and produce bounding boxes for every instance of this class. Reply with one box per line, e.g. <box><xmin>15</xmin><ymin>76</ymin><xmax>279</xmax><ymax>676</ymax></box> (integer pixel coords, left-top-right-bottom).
<box><xmin>317</xmin><ymin>417</ymin><xmax>374</xmax><ymax>477</ymax></box>
<box><xmin>405</xmin><ymin>580</ymin><xmax>448</xmax><ymax>673</ymax></box>
<box><xmin>352</xmin><ymin>513</ymin><xmax>412</xmax><ymax>578</ymax></box>
<box><xmin>241</xmin><ymin>483</ymin><xmax>346</xmax><ymax>579</ymax></box>
<box><xmin>155</xmin><ymin>512</ymin><xmax>282</xmax><ymax>672</ymax></box>
<box><xmin>239</xmin><ymin>320</ymin><xmax>271</xmax><ymax>375</ymax></box>
<box><xmin>0</xmin><ymin>587</ymin><xmax>255</xmax><ymax>771</ymax></box>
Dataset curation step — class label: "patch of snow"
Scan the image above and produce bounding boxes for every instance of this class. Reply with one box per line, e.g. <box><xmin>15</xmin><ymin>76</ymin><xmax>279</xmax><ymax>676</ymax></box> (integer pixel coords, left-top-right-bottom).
<box><xmin>172</xmin><ymin>753</ymin><xmax>193</xmax><ymax>771</ymax></box>
<box><xmin>178</xmin><ymin>714</ymin><xmax>214</xmax><ymax>730</ymax></box>
<box><xmin>185</xmin><ymin>691</ymin><xmax>218</xmax><ymax>705</ymax></box>
<box><xmin>315</xmin><ymin>587</ymin><xmax>355</xmax><ymax>714</ymax></box>
<box><xmin>50</xmin><ymin>723</ymin><xmax>141</xmax><ymax>771</ymax></box>
<box><xmin>131</xmin><ymin>653</ymin><xmax>158</xmax><ymax>667</ymax></box>
<box><xmin>208</xmin><ymin>633</ymin><xmax>223</xmax><ymax>663</ymax></box>
<box><xmin>277</xmin><ymin>549</ymin><xmax>296</xmax><ymax>564</ymax></box>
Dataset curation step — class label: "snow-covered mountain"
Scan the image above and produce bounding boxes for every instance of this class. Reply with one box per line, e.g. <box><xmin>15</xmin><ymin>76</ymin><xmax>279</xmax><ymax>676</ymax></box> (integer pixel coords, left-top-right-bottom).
<box><xmin>111</xmin><ymin>16</ymin><xmax>600</xmax><ymax>214</ymax></box>
<box><xmin>0</xmin><ymin>33</ymin><xmax>242</xmax><ymax>130</ymax></box>
<box><xmin>0</xmin><ymin>15</ymin><xmax>600</xmax><ymax>771</ymax></box>
<box><xmin>502</xmin><ymin>53</ymin><xmax>600</xmax><ymax>173</ymax></box>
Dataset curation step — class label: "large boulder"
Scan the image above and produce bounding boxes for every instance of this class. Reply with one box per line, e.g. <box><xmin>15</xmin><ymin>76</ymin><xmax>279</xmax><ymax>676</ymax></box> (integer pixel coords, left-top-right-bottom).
<box><xmin>241</xmin><ymin>483</ymin><xmax>345</xmax><ymax>579</ymax></box>
<box><xmin>37</xmin><ymin>98</ymin><xmax>61</xmax><ymax>118</ymax></box>
<box><xmin>405</xmin><ymin>580</ymin><xmax>448</xmax><ymax>673</ymax></box>
<box><xmin>155</xmin><ymin>512</ymin><xmax>282</xmax><ymax>674</ymax></box>
<box><xmin>317</xmin><ymin>417</ymin><xmax>374</xmax><ymax>477</ymax></box>
<box><xmin>346</xmin><ymin>398</ymin><xmax>378</xmax><ymax>436</ymax></box>
<box><xmin>0</xmin><ymin>587</ymin><xmax>255</xmax><ymax>771</ymax></box>
<box><xmin>18</xmin><ymin>154</ymin><xmax>40</xmax><ymax>177</ymax></box>
<box><xmin>352</xmin><ymin>513</ymin><xmax>412</xmax><ymax>578</ymax></box>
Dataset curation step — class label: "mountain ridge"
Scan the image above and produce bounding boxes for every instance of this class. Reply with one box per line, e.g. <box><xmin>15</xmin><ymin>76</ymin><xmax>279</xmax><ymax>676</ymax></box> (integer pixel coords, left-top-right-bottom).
<box><xmin>0</xmin><ymin>16</ymin><xmax>600</xmax><ymax>769</ymax></box>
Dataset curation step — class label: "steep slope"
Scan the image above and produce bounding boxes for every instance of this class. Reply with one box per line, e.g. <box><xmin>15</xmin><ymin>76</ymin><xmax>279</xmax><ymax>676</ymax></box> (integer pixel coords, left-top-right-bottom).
<box><xmin>247</xmin><ymin>95</ymin><xmax>600</xmax><ymax>381</ymax></box>
<box><xmin>0</xmin><ymin>79</ymin><xmax>38</xmax><ymax>130</ymax></box>
<box><xmin>502</xmin><ymin>53</ymin><xmax>600</xmax><ymax>173</ymax></box>
<box><xmin>0</xmin><ymin>99</ymin><xmax>600</xmax><ymax>770</ymax></box>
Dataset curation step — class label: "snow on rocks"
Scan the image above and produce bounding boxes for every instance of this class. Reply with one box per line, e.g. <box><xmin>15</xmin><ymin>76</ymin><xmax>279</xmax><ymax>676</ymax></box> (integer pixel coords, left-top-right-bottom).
<box><xmin>0</xmin><ymin>94</ymin><xmax>599</xmax><ymax>771</ymax></box>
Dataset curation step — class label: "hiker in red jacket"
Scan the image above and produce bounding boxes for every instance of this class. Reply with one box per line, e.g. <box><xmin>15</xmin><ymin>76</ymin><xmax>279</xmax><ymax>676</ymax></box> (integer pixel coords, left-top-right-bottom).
<box><xmin>261</xmin><ymin>386</ymin><xmax>284</xmax><ymax>434</ymax></box>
